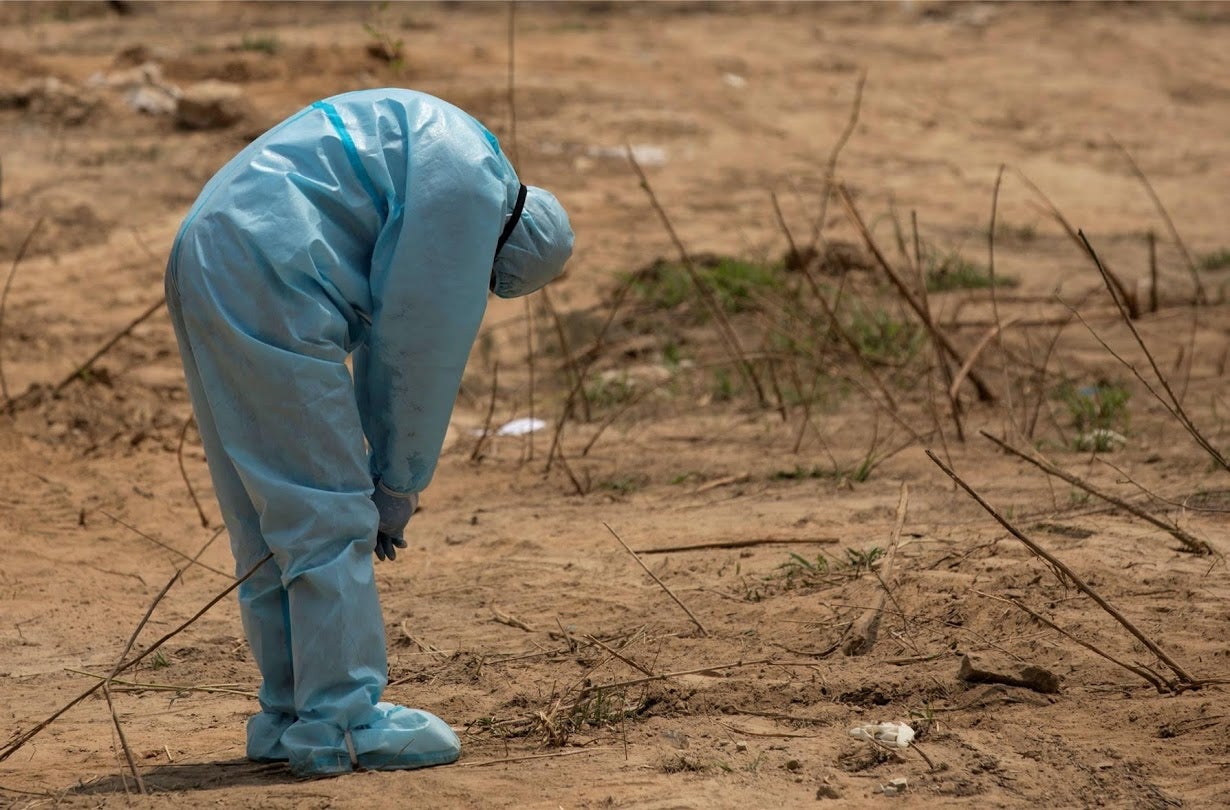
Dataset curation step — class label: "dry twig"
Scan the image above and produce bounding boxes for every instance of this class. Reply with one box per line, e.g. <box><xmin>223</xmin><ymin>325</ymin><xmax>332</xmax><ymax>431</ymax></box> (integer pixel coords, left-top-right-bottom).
<box><xmin>604</xmin><ymin>522</ymin><xmax>710</xmax><ymax>637</ymax></box>
<box><xmin>972</xmin><ymin>591</ymin><xmax>1170</xmax><ymax>692</ymax></box>
<box><xmin>0</xmin><ymin>552</ymin><xmax>272</xmax><ymax>763</ymax></box>
<box><xmin>926</xmin><ymin>450</ymin><xmax>1198</xmax><ymax>688</ymax></box>
<box><xmin>0</xmin><ymin>218</ymin><xmax>45</xmax><ymax>410</ymax></box>
<box><xmin>836</xmin><ymin>185</ymin><xmax>995</xmax><ymax>402</ymax></box>
<box><xmin>1077</xmin><ymin>230</ymin><xmax>1228</xmax><ymax>473</ymax></box>
<box><xmin>981</xmin><ymin>431</ymin><xmax>1214</xmax><ymax>555</ymax></box>
<box><xmin>626</xmin><ymin>145</ymin><xmax>767</xmax><ymax>405</ymax></box>
<box><xmin>843</xmin><ymin>483</ymin><xmax>908</xmax><ymax>655</ymax></box>
<box><xmin>176</xmin><ymin>414</ymin><xmax>211</xmax><ymax>528</ymax></box>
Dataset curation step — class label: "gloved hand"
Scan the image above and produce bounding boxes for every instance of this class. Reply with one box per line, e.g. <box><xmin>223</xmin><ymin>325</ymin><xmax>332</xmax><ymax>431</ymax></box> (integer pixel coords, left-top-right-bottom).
<box><xmin>371</xmin><ymin>480</ymin><xmax>418</xmax><ymax>562</ymax></box>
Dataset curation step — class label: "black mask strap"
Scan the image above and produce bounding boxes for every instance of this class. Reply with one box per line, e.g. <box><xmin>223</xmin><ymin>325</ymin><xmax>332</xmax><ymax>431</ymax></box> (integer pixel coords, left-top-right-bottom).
<box><xmin>495</xmin><ymin>184</ymin><xmax>529</xmax><ymax>258</ymax></box>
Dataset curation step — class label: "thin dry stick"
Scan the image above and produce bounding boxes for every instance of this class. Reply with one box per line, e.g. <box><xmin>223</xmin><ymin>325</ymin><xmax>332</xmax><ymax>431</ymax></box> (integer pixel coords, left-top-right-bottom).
<box><xmin>913</xmin><ymin>216</ymin><xmax>964</xmax><ymax>445</ymax></box>
<box><xmin>807</xmin><ymin>69</ymin><xmax>867</xmax><ymax>251</ymax></box>
<box><xmin>1078</xmin><ymin>230</ymin><xmax>1228</xmax><ymax>472</ymax></box>
<box><xmin>843</xmin><ymin>483</ymin><xmax>908</xmax><ymax>656</ymax></box>
<box><xmin>604</xmin><ymin>522</ymin><xmax>709</xmax><ymax>637</ymax></box>
<box><xmin>545</xmin><ymin>270</ymin><xmax>641</xmax><ymax>473</ymax></box>
<box><xmin>522</xmin><ymin>297</ymin><xmax>536</xmax><ymax>464</ymax></box>
<box><xmin>836</xmin><ymin>185</ymin><xmax>995</xmax><ymax>402</ymax></box>
<box><xmin>176</xmin><ymin>414</ymin><xmax>210</xmax><ymax>528</ymax></box>
<box><xmin>66</xmin><ymin>669</ymin><xmax>256</xmax><ymax>698</ymax></box>
<box><xmin>585</xmin><ymin>635</ymin><xmax>653</xmax><ymax>676</ymax></box>
<box><xmin>925</xmin><ymin>450</ymin><xmax>1198</xmax><ymax>686</ymax></box>
<box><xmin>980</xmin><ymin>430</ymin><xmax>1214</xmax><ymax>555</ymax></box>
<box><xmin>625</xmin><ymin>146</ymin><xmax>767</xmax><ymax>406</ymax></box>
<box><xmin>948</xmin><ymin>318</ymin><xmax>1021</xmax><ymax>403</ymax></box>
<box><xmin>636</xmin><ymin>536</ymin><xmax>840</xmax><ymax>555</ymax></box>
<box><xmin>469</xmin><ymin>361</ymin><xmax>500</xmax><ymax>462</ymax></box>
<box><xmin>0</xmin><ymin>552</ymin><xmax>272</xmax><ymax>764</ymax></box>
<box><xmin>1109</xmin><ymin>137</ymin><xmax>1206</xmax><ymax>304</ymax></box>
<box><xmin>101</xmin><ymin>683</ymin><xmax>146</xmax><ymax>794</ymax></box>
<box><xmin>0</xmin><ymin>217</ymin><xmax>45</xmax><ymax>409</ymax></box>
<box><xmin>52</xmin><ymin>296</ymin><xmax>166</xmax><ymax>396</ymax></box>
<box><xmin>585</xmin><ymin>658</ymin><xmax>774</xmax><ymax>693</ymax></box>
<box><xmin>458</xmin><ymin>748</ymin><xmax>615</xmax><ymax>768</ymax></box>
<box><xmin>505</xmin><ymin>0</ymin><xmax>519</xmax><ymax>167</ymax></box>
<box><xmin>100</xmin><ymin>511</ymin><xmax>232</xmax><ymax>578</ymax></box>
<box><xmin>540</xmin><ymin>285</ymin><xmax>590</xmax><ymax>421</ymax></box>
<box><xmin>1147</xmin><ymin>230</ymin><xmax>1159</xmax><ymax>314</ymax></box>
<box><xmin>973</xmin><ymin>591</ymin><xmax>1169</xmax><ymax>692</ymax></box>
<box><xmin>986</xmin><ymin>165</ymin><xmax>1018</xmax><ymax>436</ymax></box>
<box><xmin>1014</xmin><ymin>169</ymin><xmax>1139</xmax><ymax>318</ymax></box>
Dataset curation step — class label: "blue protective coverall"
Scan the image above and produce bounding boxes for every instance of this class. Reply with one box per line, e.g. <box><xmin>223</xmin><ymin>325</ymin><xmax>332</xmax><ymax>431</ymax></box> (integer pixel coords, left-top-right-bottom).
<box><xmin>165</xmin><ymin>89</ymin><xmax>573</xmax><ymax>775</ymax></box>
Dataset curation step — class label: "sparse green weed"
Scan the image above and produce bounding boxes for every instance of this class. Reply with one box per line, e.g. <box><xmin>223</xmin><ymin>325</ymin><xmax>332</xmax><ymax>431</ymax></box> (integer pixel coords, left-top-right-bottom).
<box><xmin>627</xmin><ymin>256</ymin><xmax>784</xmax><ymax>318</ymax></box>
<box><xmin>925</xmin><ymin>249</ymin><xmax>1018</xmax><ymax>292</ymax></box>
<box><xmin>239</xmin><ymin>33</ymin><xmax>279</xmax><ymax>55</ymax></box>
<box><xmin>1198</xmin><ymin>248</ymin><xmax>1230</xmax><ymax>272</ymax></box>
<box><xmin>585</xmin><ymin>374</ymin><xmax>635</xmax><ymax>409</ymax></box>
<box><xmin>846</xmin><ymin>305</ymin><xmax>923</xmax><ymax>365</ymax></box>
<box><xmin>1056</xmin><ymin>380</ymin><xmax>1131</xmax><ymax>449</ymax></box>
<box><xmin>598</xmin><ymin>473</ymin><xmax>649</xmax><ymax>495</ymax></box>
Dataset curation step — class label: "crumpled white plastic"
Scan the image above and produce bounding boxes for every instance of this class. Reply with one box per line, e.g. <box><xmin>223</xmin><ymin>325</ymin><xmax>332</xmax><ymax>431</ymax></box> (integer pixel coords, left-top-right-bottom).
<box><xmin>848</xmin><ymin>721</ymin><xmax>915</xmax><ymax>748</ymax></box>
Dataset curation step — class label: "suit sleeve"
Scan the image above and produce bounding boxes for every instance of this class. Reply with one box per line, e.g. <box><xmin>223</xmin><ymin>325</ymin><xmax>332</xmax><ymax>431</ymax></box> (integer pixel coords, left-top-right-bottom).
<box><xmin>358</xmin><ymin>139</ymin><xmax>508</xmax><ymax>495</ymax></box>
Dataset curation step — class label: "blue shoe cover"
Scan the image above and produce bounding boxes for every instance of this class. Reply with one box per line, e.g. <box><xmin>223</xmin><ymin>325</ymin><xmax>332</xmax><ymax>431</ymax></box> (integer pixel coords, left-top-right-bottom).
<box><xmin>246</xmin><ymin>711</ymin><xmax>295</xmax><ymax>762</ymax></box>
<box><xmin>286</xmin><ymin>703</ymin><xmax>461</xmax><ymax>776</ymax></box>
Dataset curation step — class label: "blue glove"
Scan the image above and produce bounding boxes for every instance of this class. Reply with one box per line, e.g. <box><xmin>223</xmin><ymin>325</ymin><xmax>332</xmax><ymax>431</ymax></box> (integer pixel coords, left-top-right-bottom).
<box><xmin>371</xmin><ymin>480</ymin><xmax>418</xmax><ymax>562</ymax></box>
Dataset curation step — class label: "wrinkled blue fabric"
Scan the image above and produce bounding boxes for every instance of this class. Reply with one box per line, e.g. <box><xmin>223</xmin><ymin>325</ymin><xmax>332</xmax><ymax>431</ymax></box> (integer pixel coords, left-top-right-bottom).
<box><xmin>165</xmin><ymin>88</ymin><xmax>572</xmax><ymax>775</ymax></box>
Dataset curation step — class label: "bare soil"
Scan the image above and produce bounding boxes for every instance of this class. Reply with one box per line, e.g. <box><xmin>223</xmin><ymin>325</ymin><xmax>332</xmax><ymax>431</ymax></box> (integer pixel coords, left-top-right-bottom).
<box><xmin>2</xmin><ymin>3</ymin><xmax>1229</xmax><ymax>808</ymax></box>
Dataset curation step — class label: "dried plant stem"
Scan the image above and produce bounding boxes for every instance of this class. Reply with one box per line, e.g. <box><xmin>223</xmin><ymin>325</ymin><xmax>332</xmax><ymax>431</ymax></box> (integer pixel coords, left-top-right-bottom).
<box><xmin>604</xmin><ymin>522</ymin><xmax>709</xmax><ymax>637</ymax></box>
<box><xmin>52</xmin><ymin>296</ymin><xmax>166</xmax><ymax>396</ymax></box>
<box><xmin>585</xmin><ymin>658</ymin><xmax>774</xmax><ymax>693</ymax></box>
<box><xmin>585</xmin><ymin>635</ymin><xmax>653</xmax><ymax>676</ymax></box>
<box><xmin>625</xmin><ymin>146</ymin><xmax>767</xmax><ymax>406</ymax></box>
<box><xmin>973</xmin><ymin>591</ymin><xmax>1170</xmax><ymax>692</ymax></box>
<box><xmin>540</xmin><ymin>286</ymin><xmax>589</xmax><ymax>421</ymax></box>
<box><xmin>636</xmin><ymin>536</ymin><xmax>839</xmax><ymax>554</ymax></box>
<box><xmin>0</xmin><ymin>552</ymin><xmax>272</xmax><ymax>764</ymax></box>
<box><xmin>986</xmin><ymin>165</ymin><xmax>1018</xmax><ymax>435</ymax></box>
<box><xmin>808</xmin><ymin>69</ymin><xmax>866</xmax><ymax>251</ymax></box>
<box><xmin>0</xmin><ymin>217</ymin><xmax>45</xmax><ymax>410</ymax></box>
<box><xmin>836</xmin><ymin>185</ymin><xmax>995</xmax><ymax>402</ymax></box>
<box><xmin>948</xmin><ymin>318</ymin><xmax>1020</xmax><ymax>403</ymax></box>
<box><xmin>66</xmin><ymin>669</ymin><xmax>256</xmax><ymax>698</ymax></box>
<box><xmin>1014</xmin><ymin>170</ymin><xmax>1139</xmax><ymax>318</ymax></box>
<box><xmin>176</xmin><ymin>414</ymin><xmax>211</xmax><ymax>528</ymax></box>
<box><xmin>1109</xmin><ymin>137</ymin><xmax>1206</xmax><ymax>304</ymax></box>
<box><xmin>1147</xmin><ymin>230</ymin><xmax>1159</xmax><ymax>314</ymax></box>
<box><xmin>100</xmin><ymin>511</ymin><xmax>232</xmax><ymax>579</ymax></box>
<box><xmin>545</xmin><ymin>271</ymin><xmax>640</xmax><ymax>474</ymax></box>
<box><xmin>1078</xmin><ymin>230</ymin><xmax>1228</xmax><ymax>473</ymax></box>
<box><xmin>459</xmin><ymin>748</ymin><xmax>616</xmax><ymax>768</ymax></box>
<box><xmin>980</xmin><ymin>430</ymin><xmax>1214</xmax><ymax>555</ymax></box>
<box><xmin>925</xmin><ymin>450</ymin><xmax>1199</xmax><ymax>687</ymax></box>
<box><xmin>469</xmin><ymin>361</ymin><xmax>500</xmax><ymax>462</ymax></box>
<box><xmin>102</xmin><ymin>683</ymin><xmax>146</xmax><ymax>794</ymax></box>
<box><xmin>843</xmin><ymin>483</ymin><xmax>908</xmax><ymax>656</ymax></box>
<box><xmin>522</xmin><ymin>297</ymin><xmax>536</xmax><ymax>463</ymax></box>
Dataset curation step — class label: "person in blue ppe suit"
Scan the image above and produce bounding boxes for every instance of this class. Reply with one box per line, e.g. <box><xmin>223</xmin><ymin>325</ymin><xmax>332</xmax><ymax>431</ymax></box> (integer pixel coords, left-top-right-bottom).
<box><xmin>165</xmin><ymin>88</ymin><xmax>573</xmax><ymax>776</ymax></box>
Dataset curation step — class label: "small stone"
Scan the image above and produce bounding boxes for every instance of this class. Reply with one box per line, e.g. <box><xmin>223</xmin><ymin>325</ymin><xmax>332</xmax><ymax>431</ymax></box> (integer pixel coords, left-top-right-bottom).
<box><xmin>815</xmin><ymin>784</ymin><xmax>841</xmax><ymax>800</ymax></box>
<box><xmin>735</xmin><ymin>741</ymin><xmax>748</xmax><ymax>753</ymax></box>
<box><xmin>176</xmin><ymin>80</ymin><xmax>247</xmax><ymax>130</ymax></box>
<box><xmin>958</xmin><ymin>653</ymin><xmax>1061</xmax><ymax>694</ymax></box>
<box><xmin>786</xmin><ymin>759</ymin><xmax>802</xmax><ymax>772</ymax></box>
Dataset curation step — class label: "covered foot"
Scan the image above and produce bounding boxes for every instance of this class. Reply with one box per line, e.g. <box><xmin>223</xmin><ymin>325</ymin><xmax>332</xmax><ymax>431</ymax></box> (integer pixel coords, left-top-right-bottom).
<box><xmin>284</xmin><ymin>703</ymin><xmax>461</xmax><ymax>776</ymax></box>
<box><xmin>247</xmin><ymin>710</ymin><xmax>296</xmax><ymax>762</ymax></box>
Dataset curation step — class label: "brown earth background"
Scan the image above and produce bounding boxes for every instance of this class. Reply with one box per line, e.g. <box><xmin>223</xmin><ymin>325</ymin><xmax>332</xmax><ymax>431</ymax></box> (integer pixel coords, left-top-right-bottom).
<box><xmin>1</xmin><ymin>2</ymin><xmax>1229</xmax><ymax>808</ymax></box>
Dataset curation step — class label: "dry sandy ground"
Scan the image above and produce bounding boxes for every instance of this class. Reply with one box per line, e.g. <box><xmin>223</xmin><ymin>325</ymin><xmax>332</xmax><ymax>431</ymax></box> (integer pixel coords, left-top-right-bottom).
<box><xmin>2</xmin><ymin>2</ymin><xmax>1229</xmax><ymax>808</ymax></box>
